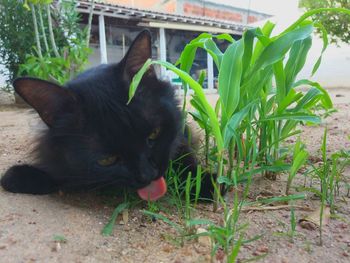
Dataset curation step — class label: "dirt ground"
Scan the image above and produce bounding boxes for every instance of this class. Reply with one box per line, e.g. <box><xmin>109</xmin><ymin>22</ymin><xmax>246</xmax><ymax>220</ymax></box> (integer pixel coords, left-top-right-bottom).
<box><xmin>0</xmin><ymin>88</ymin><xmax>350</xmax><ymax>263</ymax></box>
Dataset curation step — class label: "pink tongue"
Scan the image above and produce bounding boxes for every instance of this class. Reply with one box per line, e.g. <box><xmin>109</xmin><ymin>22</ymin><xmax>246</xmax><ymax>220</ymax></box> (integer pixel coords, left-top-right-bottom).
<box><xmin>137</xmin><ymin>177</ymin><xmax>167</xmax><ymax>201</ymax></box>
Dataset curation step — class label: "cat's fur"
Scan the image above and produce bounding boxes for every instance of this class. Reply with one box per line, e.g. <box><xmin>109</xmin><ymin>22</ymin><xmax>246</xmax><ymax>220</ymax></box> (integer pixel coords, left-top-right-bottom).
<box><xmin>1</xmin><ymin>30</ymin><xmax>213</xmax><ymax>199</ymax></box>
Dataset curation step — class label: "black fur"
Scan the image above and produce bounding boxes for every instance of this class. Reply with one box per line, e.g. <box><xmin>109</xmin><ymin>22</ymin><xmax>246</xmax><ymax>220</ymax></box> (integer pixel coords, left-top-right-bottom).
<box><xmin>1</xmin><ymin>30</ymin><xmax>213</xmax><ymax>199</ymax></box>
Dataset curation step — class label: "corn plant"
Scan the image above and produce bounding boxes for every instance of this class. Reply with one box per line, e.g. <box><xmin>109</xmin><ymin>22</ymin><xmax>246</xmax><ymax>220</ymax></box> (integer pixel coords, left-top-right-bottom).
<box><xmin>286</xmin><ymin>137</ymin><xmax>309</xmax><ymax>195</ymax></box>
<box><xmin>333</xmin><ymin>149</ymin><xmax>350</xmax><ymax>197</ymax></box>
<box><xmin>129</xmin><ymin>9</ymin><xmax>350</xmax><ymax>212</ymax></box>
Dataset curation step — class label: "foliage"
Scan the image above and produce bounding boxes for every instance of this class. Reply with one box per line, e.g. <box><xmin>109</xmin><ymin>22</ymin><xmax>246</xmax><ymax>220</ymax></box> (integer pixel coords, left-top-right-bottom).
<box><xmin>102</xmin><ymin>202</ymin><xmax>129</xmax><ymax>236</ymax></box>
<box><xmin>126</xmin><ymin>8</ymin><xmax>350</xmax><ymax>258</ymax></box>
<box><xmin>19</xmin><ymin>0</ymin><xmax>92</xmax><ymax>85</ymax></box>
<box><xmin>0</xmin><ymin>0</ymin><xmax>35</xmax><ymax>84</ymax></box>
<box><xmin>286</xmin><ymin>137</ymin><xmax>308</xmax><ymax>195</ymax></box>
<box><xmin>299</xmin><ymin>0</ymin><xmax>350</xmax><ymax>44</ymax></box>
<box><xmin>129</xmin><ymin>9</ymin><xmax>350</xmax><ymax>205</ymax></box>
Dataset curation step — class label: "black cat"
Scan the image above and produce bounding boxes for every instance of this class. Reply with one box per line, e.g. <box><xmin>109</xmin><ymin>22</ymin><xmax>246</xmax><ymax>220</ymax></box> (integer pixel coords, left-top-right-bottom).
<box><xmin>1</xmin><ymin>30</ymin><xmax>213</xmax><ymax>201</ymax></box>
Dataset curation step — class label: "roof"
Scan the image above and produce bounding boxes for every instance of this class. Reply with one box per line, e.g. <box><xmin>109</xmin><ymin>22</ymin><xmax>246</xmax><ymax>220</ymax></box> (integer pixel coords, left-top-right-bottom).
<box><xmin>75</xmin><ymin>0</ymin><xmax>251</xmax><ymax>34</ymax></box>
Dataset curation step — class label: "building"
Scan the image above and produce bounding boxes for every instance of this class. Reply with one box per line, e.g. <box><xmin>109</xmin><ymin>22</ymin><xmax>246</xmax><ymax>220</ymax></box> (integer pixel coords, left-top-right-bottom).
<box><xmin>103</xmin><ymin>0</ymin><xmax>269</xmax><ymax>24</ymax></box>
<box><xmin>76</xmin><ymin>0</ymin><xmax>270</xmax><ymax>92</ymax></box>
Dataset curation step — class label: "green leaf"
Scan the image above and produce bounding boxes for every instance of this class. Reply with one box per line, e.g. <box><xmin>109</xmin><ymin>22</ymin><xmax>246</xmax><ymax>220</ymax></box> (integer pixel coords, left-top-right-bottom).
<box><xmin>142</xmin><ymin>210</ymin><xmax>183</xmax><ymax>233</ymax></box>
<box><xmin>217</xmin><ymin>176</ymin><xmax>234</xmax><ymax>186</ymax></box>
<box><xmin>187</xmin><ymin>218</ymin><xmax>215</xmax><ymax>227</ymax></box>
<box><xmin>223</xmin><ymin>100</ymin><xmax>258</xmax><ymax>147</ymax></box>
<box><xmin>53</xmin><ymin>235</ymin><xmax>67</xmax><ymax>243</ymax></box>
<box><xmin>284</xmin><ymin>37</ymin><xmax>312</xmax><ymax>91</ymax></box>
<box><xmin>216</xmin><ymin>33</ymin><xmax>234</xmax><ymax>43</ymax></box>
<box><xmin>252</xmin><ymin>24</ymin><xmax>314</xmax><ymax>73</ymax></box>
<box><xmin>218</xmin><ymin>39</ymin><xmax>244</xmax><ymax>119</ymax></box>
<box><xmin>277</xmin><ymin>89</ymin><xmax>303</xmax><ymax>113</ymax></box>
<box><xmin>261</xmin><ymin>112</ymin><xmax>321</xmax><ymax>123</ymax></box>
<box><xmin>251</xmin><ymin>20</ymin><xmax>275</xmax><ymax>65</ymax></box>
<box><xmin>273</xmin><ymin>59</ymin><xmax>286</xmax><ymax>104</ymax></box>
<box><xmin>245</xmin><ymin>193</ymin><xmax>306</xmax><ymax>206</ymax></box>
<box><xmin>127</xmin><ymin>58</ymin><xmax>153</xmax><ymax>104</ymax></box>
<box><xmin>203</xmin><ymin>39</ymin><xmax>223</xmax><ymax>69</ymax></box>
<box><xmin>311</xmin><ymin>22</ymin><xmax>327</xmax><ymax>75</ymax></box>
<box><xmin>290</xmin><ymin>150</ymin><xmax>309</xmax><ymax>178</ymax></box>
<box><xmin>102</xmin><ymin>202</ymin><xmax>129</xmax><ymax>236</ymax></box>
<box><xmin>176</xmin><ymin>33</ymin><xmax>226</xmax><ymax>71</ymax></box>
<box><xmin>242</xmin><ymin>28</ymin><xmax>260</xmax><ymax>76</ymax></box>
<box><xmin>292</xmin><ymin>88</ymin><xmax>321</xmax><ymax>112</ymax></box>
<box><xmin>129</xmin><ymin>59</ymin><xmax>224</xmax><ymax>151</ymax></box>
<box><xmin>293</xmin><ymin>79</ymin><xmax>333</xmax><ymax>109</ymax></box>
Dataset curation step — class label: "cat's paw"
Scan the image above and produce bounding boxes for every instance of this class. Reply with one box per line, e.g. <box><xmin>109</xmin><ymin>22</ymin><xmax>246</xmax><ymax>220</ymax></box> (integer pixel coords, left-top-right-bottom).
<box><xmin>1</xmin><ymin>165</ymin><xmax>57</xmax><ymax>194</ymax></box>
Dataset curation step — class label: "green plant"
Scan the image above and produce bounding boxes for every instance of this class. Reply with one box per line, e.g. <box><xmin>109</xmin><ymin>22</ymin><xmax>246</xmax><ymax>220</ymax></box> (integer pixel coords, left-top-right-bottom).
<box><xmin>286</xmin><ymin>137</ymin><xmax>309</xmax><ymax>195</ymax></box>
<box><xmin>129</xmin><ymin>9</ymin><xmax>350</xmax><ymax>209</ymax></box>
<box><xmin>19</xmin><ymin>0</ymin><xmax>92</xmax><ymax>84</ymax></box>
<box><xmin>0</xmin><ymin>0</ymin><xmax>35</xmax><ymax>83</ymax></box>
<box><xmin>102</xmin><ymin>201</ymin><xmax>129</xmax><ymax>236</ymax></box>
<box><xmin>53</xmin><ymin>234</ymin><xmax>67</xmax><ymax>243</ymax></box>
<box><xmin>124</xmin><ymin>7</ymin><xmax>350</xmax><ymax>259</ymax></box>
<box><xmin>298</xmin><ymin>129</ymin><xmax>335</xmax><ymax>245</ymax></box>
<box><xmin>142</xmin><ymin>165</ymin><xmax>204</xmax><ymax>246</ymax></box>
<box><xmin>299</xmin><ymin>0</ymin><xmax>350</xmax><ymax>45</ymax></box>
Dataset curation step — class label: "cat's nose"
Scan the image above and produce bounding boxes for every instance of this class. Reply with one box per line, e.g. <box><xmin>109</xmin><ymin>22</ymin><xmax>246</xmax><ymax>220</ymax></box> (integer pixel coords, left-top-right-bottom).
<box><xmin>137</xmin><ymin>170</ymin><xmax>157</xmax><ymax>185</ymax></box>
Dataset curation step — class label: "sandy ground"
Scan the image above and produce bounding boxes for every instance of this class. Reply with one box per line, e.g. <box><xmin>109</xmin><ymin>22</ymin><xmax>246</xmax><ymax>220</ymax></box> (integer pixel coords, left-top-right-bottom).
<box><xmin>0</xmin><ymin>88</ymin><xmax>350</xmax><ymax>263</ymax></box>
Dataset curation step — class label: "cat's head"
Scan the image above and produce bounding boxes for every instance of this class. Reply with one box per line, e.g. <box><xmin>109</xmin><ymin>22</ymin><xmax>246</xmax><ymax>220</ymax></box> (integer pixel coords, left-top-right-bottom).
<box><xmin>13</xmin><ymin>30</ymin><xmax>181</xmax><ymax>200</ymax></box>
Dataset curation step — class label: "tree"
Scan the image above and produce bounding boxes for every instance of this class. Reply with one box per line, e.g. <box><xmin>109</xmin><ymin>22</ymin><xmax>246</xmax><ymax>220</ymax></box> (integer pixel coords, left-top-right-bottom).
<box><xmin>0</xmin><ymin>0</ymin><xmax>35</xmax><ymax>83</ymax></box>
<box><xmin>18</xmin><ymin>0</ymin><xmax>94</xmax><ymax>84</ymax></box>
<box><xmin>0</xmin><ymin>0</ymin><xmax>94</xmax><ymax>86</ymax></box>
<box><xmin>299</xmin><ymin>0</ymin><xmax>350</xmax><ymax>44</ymax></box>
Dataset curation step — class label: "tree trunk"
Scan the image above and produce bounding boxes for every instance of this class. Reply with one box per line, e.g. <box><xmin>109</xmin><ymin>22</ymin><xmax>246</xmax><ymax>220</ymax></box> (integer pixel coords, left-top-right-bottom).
<box><xmin>30</xmin><ymin>3</ymin><xmax>43</xmax><ymax>59</ymax></box>
<box><xmin>46</xmin><ymin>4</ymin><xmax>60</xmax><ymax>57</ymax></box>
<box><xmin>38</xmin><ymin>4</ymin><xmax>49</xmax><ymax>54</ymax></box>
<box><xmin>86</xmin><ymin>0</ymin><xmax>95</xmax><ymax>47</ymax></box>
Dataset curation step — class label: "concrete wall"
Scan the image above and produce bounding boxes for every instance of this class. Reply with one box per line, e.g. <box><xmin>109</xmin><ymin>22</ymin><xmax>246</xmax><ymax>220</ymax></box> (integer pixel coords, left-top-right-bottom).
<box><xmin>104</xmin><ymin>0</ymin><xmax>269</xmax><ymax>23</ymax></box>
<box><xmin>298</xmin><ymin>40</ymin><xmax>350</xmax><ymax>88</ymax></box>
<box><xmin>250</xmin><ymin>0</ymin><xmax>350</xmax><ymax>89</ymax></box>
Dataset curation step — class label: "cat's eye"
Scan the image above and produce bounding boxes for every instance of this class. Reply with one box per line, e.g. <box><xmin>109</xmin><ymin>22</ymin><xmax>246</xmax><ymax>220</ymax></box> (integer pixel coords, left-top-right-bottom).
<box><xmin>148</xmin><ymin>127</ymin><xmax>160</xmax><ymax>140</ymax></box>
<box><xmin>97</xmin><ymin>155</ymin><xmax>121</xmax><ymax>166</ymax></box>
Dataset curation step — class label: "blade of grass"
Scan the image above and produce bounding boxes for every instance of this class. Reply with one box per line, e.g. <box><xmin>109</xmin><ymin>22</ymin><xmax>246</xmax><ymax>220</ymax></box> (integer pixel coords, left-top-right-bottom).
<box><xmin>102</xmin><ymin>202</ymin><xmax>129</xmax><ymax>236</ymax></box>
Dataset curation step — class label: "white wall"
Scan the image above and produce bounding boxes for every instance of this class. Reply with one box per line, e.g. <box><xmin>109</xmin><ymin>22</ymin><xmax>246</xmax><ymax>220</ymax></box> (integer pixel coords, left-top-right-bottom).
<box><xmin>0</xmin><ymin>64</ymin><xmax>6</xmax><ymax>87</ymax></box>
<box><xmin>249</xmin><ymin>0</ymin><xmax>350</xmax><ymax>88</ymax></box>
<box><xmin>298</xmin><ymin>41</ymin><xmax>350</xmax><ymax>88</ymax></box>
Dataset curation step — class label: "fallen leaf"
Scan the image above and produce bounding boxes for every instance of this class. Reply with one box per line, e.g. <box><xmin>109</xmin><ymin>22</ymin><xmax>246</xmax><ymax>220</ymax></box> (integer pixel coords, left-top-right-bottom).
<box><xmin>299</xmin><ymin>206</ymin><xmax>331</xmax><ymax>230</ymax></box>
<box><xmin>122</xmin><ymin>209</ymin><xmax>129</xmax><ymax>224</ymax></box>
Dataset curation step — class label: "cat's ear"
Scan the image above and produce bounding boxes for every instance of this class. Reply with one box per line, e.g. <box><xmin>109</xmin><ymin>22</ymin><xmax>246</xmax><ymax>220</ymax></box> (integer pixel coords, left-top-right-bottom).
<box><xmin>122</xmin><ymin>30</ymin><xmax>154</xmax><ymax>81</ymax></box>
<box><xmin>13</xmin><ymin>77</ymin><xmax>76</xmax><ymax>127</ymax></box>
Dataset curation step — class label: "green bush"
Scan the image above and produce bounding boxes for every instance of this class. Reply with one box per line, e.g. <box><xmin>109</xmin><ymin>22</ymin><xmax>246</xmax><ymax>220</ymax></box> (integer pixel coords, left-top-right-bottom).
<box><xmin>19</xmin><ymin>0</ymin><xmax>91</xmax><ymax>84</ymax></box>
